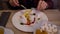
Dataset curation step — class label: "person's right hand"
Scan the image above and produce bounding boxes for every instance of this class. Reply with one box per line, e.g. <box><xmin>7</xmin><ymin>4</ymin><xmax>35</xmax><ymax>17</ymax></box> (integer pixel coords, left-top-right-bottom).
<box><xmin>9</xmin><ymin>0</ymin><xmax>20</xmax><ymax>7</ymax></box>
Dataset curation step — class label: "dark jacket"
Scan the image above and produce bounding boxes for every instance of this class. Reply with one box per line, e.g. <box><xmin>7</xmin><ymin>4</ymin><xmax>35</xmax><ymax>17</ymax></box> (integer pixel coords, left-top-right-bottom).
<box><xmin>8</xmin><ymin>0</ymin><xmax>53</xmax><ymax>10</ymax></box>
<box><xmin>21</xmin><ymin>0</ymin><xmax>53</xmax><ymax>9</ymax></box>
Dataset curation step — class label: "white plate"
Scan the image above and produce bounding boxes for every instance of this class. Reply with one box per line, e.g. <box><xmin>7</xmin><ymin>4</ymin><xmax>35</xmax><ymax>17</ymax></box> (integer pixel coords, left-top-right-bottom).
<box><xmin>0</xmin><ymin>26</ymin><xmax>14</xmax><ymax>34</ymax></box>
<box><xmin>12</xmin><ymin>9</ymin><xmax>48</xmax><ymax>32</ymax></box>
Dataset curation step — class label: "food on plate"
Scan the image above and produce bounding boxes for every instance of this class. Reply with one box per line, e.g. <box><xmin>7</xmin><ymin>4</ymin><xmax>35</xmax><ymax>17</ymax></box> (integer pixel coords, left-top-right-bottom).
<box><xmin>32</xmin><ymin>13</ymin><xmax>36</xmax><ymax>15</ymax></box>
<box><xmin>23</xmin><ymin>9</ymin><xmax>32</xmax><ymax>17</ymax></box>
<box><xmin>20</xmin><ymin>9</ymin><xmax>31</xmax><ymax>25</ymax></box>
<box><xmin>20</xmin><ymin>9</ymin><xmax>41</xmax><ymax>25</ymax></box>
<box><xmin>31</xmin><ymin>17</ymin><xmax>35</xmax><ymax>24</ymax></box>
<box><xmin>24</xmin><ymin>10</ymin><xmax>31</xmax><ymax>25</ymax></box>
<box><xmin>26</xmin><ymin>18</ymin><xmax>31</xmax><ymax>25</ymax></box>
<box><xmin>0</xmin><ymin>28</ymin><xmax>4</xmax><ymax>34</ymax></box>
<box><xmin>38</xmin><ymin>18</ymin><xmax>40</xmax><ymax>20</ymax></box>
<box><xmin>20</xmin><ymin>23</ymin><xmax>24</xmax><ymax>25</ymax></box>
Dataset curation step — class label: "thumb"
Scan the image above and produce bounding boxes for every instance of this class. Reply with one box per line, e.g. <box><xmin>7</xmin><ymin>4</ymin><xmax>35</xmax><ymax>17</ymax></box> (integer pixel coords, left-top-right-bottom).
<box><xmin>37</xmin><ymin>1</ymin><xmax>43</xmax><ymax>10</ymax></box>
<box><xmin>15</xmin><ymin>0</ymin><xmax>19</xmax><ymax>4</ymax></box>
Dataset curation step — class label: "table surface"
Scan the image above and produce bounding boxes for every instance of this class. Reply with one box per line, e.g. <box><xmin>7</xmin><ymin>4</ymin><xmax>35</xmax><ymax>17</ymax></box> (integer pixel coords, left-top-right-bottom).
<box><xmin>0</xmin><ymin>9</ymin><xmax>60</xmax><ymax>34</ymax></box>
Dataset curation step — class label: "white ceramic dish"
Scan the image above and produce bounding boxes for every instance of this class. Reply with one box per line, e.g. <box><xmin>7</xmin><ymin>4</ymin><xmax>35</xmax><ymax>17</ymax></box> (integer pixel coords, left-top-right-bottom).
<box><xmin>12</xmin><ymin>9</ymin><xmax>48</xmax><ymax>32</ymax></box>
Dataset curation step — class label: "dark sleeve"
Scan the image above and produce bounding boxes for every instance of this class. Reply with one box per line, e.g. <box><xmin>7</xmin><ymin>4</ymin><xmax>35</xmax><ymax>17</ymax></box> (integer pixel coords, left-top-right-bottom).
<box><xmin>44</xmin><ymin>0</ymin><xmax>54</xmax><ymax>9</ymax></box>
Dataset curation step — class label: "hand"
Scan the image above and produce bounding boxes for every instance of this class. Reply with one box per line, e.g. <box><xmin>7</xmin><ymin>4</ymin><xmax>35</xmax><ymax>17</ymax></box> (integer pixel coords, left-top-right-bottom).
<box><xmin>9</xmin><ymin>0</ymin><xmax>19</xmax><ymax>7</ymax></box>
<box><xmin>37</xmin><ymin>0</ymin><xmax>48</xmax><ymax>10</ymax></box>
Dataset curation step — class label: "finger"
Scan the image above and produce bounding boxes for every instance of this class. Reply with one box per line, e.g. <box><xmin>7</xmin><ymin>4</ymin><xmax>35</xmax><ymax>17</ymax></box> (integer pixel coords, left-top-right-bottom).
<box><xmin>41</xmin><ymin>1</ymin><xmax>48</xmax><ymax>9</ymax></box>
<box><xmin>9</xmin><ymin>0</ymin><xmax>16</xmax><ymax>7</ymax></box>
<box><xmin>43</xmin><ymin>1</ymin><xmax>48</xmax><ymax>6</ymax></box>
<box><xmin>43</xmin><ymin>2</ymin><xmax>48</xmax><ymax>9</ymax></box>
<box><xmin>37</xmin><ymin>1</ymin><xmax>43</xmax><ymax>10</ymax></box>
<box><xmin>13</xmin><ymin>0</ymin><xmax>19</xmax><ymax>6</ymax></box>
<box><xmin>15</xmin><ymin>0</ymin><xmax>19</xmax><ymax>4</ymax></box>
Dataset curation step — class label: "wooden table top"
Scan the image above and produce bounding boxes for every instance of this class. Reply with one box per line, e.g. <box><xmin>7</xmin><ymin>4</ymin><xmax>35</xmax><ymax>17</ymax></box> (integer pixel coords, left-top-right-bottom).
<box><xmin>0</xmin><ymin>9</ymin><xmax>60</xmax><ymax>34</ymax></box>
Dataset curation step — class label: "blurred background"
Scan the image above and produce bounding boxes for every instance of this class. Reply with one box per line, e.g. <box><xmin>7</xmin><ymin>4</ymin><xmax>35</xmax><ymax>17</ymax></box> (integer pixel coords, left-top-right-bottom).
<box><xmin>0</xmin><ymin>0</ymin><xmax>60</xmax><ymax>10</ymax></box>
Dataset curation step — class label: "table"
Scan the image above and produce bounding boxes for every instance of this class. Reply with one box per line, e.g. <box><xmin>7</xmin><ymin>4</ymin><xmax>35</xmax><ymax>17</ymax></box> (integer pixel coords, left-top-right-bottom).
<box><xmin>0</xmin><ymin>9</ymin><xmax>60</xmax><ymax>34</ymax></box>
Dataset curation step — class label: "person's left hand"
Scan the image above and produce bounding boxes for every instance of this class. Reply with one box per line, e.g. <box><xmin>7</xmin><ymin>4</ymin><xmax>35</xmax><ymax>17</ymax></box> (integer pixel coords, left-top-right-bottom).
<box><xmin>37</xmin><ymin>0</ymin><xmax>48</xmax><ymax>10</ymax></box>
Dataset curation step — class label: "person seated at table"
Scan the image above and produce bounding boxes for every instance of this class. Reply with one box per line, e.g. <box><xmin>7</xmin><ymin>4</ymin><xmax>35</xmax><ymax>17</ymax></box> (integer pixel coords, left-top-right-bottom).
<box><xmin>8</xmin><ymin>0</ymin><xmax>53</xmax><ymax>10</ymax></box>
